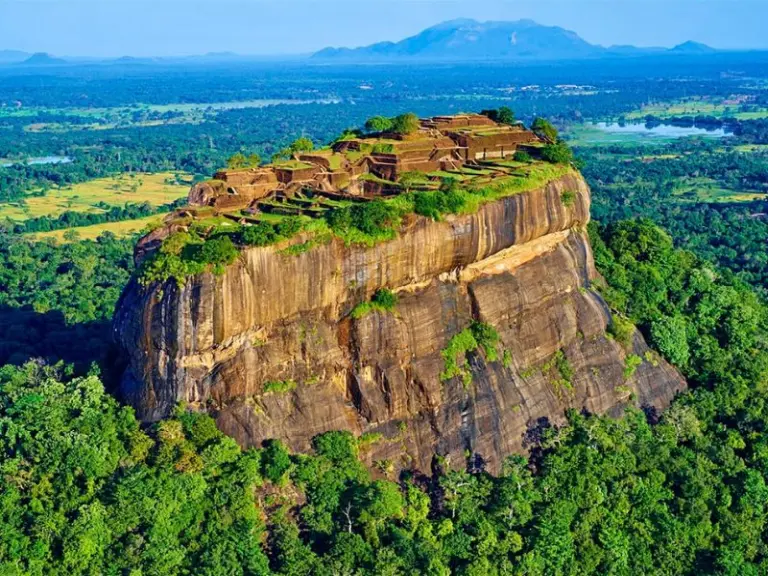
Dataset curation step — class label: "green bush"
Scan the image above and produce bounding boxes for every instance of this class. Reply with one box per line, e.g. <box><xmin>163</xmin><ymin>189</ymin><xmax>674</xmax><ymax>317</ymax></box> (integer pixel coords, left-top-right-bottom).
<box><xmin>241</xmin><ymin>222</ymin><xmax>279</xmax><ymax>246</ymax></box>
<box><xmin>541</xmin><ymin>142</ymin><xmax>574</xmax><ymax>165</ymax></box>
<box><xmin>364</xmin><ymin>116</ymin><xmax>394</xmax><ymax>133</ymax></box>
<box><xmin>391</xmin><ymin>113</ymin><xmax>420</xmax><ymax>135</ymax></box>
<box><xmin>197</xmin><ymin>235</ymin><xmax>239</xmax><ymax>268</ymax></box>
<box><xmin>371</xmin><ymin>288</ymin><xmax>397</xmax><ymax>310</ymax></box>
<box><xmin>531</xmin><ymin>117</ymin><xmax>559</xmax><ymax>143</ymax></box>
<box><xmin>352</xmin><ymin>200</ymin><xmax>397</xmax><ymax>234</ymax></box>
<box><xmin>650</xmin><ymin>315</ymin><xmax>691</xmax><ymax>367</ymax></box>
<box><xmin>261</xmin><ymin>439</ymin><xmax>293</xmax><ymax>484</ymax></box>
<box><xmin>240</xmin><ymin>217</ymin><xmax>304</xmax><ymax>248</ymax></box>
<box><xmin>440</xmin><ymin>328</ymin><xmax>478</xmax><ymax>387</ymax></box>
<box><xmin>312</xmin><ymin>431</ymin><xmax>359</xmax><ymax>464</ymax></box>
<box><xmin>413</xmin><ymin>192</ymin><xmax>443</xmax><ymax>220</ymax></box>
<box><xmin>623</xmin><ymin>354</ymin><xmax>643</xmax><ymax>379</ymax></box>
<box><xmin>608</xmin><ymin>314</ymin><xmax>635</xmax><ymax>348</ymax></box>
<box><xmin>290</xmin><ymin>137</ymin><xmax>314</xmax><ymax>153</ymax></box>
<box><xmin>227</xmin><ymin>152</ymin><xmax>261</xmax><ymax>169</ymax></box>
<box><xmin>351</xmin><ymin>288</ymin><xmax>399</xmax><ymax>319</ymax></box>
<box><xmin>276</xmin><ymin>216</ymin><xmax>303</xmax><ymax>237</ymax></box>
<box><xmin>513</xmin><ymin>150</ymin><xmax>533</xmax><ymax>163</ymax></box>
<box><xmin>263</xmin><ymin>379</ymin><xmax>297</xmax><ymax>395</ymax></box>
<box><xmin>326</xmin><ymin>200</ymin><xmax>399</xmax><ymax>243</ymax></box>
<box><xmin>470</xmin><ymin>321</ymin><xmax>500</xmax><ymax>362</ymax></box>
<box><xmin>554</xmin><ymin>350</ymin><xmax>574</xmax><ymax>384</ymax></box>
<box><xmin>325</xmin><ymin>206</ymin><xmax>353</xmax><ymax>231</ymax></box>
<box><xmin>372</xmin><ymin>143</ymin><xmax>395</xmax><ymax>154</ymax></box>
<box><xmin>441</xmin><ymin>321</ymin><xmax>500</xmax><ymax>387</ymax></box>
<box><xmin>412</xmin><ymin>189</ymin><xmax>467</xmax><ymax>220</ymax></box>
<box><xmin>480</xmin><ymin>106</ymin><xmax>515</xmax><ymax>125</ymax></box>
<box><xmin>561</xmin><ymin>190</ymin><xmax>576</xmax><ymax>207</ymax></box>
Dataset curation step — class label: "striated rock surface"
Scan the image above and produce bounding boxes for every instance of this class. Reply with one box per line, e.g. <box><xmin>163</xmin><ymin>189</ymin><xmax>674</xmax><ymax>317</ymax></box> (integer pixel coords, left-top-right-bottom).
<box><xmin>114</xmin><ymin>171</ymin><xmax>686</xmax><ymax>473</ymax></box>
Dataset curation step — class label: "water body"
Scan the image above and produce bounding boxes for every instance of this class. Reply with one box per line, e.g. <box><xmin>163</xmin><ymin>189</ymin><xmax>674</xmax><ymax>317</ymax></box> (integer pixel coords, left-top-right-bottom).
<box><xmin>0</xmin><ymin>155</ymin><xmax>73</xmax><ymax>167</ymax></box>
<box><xmin>594</xmin><ymin>122</ymin><xmax>728</xmax><ymax>139</ymax></box>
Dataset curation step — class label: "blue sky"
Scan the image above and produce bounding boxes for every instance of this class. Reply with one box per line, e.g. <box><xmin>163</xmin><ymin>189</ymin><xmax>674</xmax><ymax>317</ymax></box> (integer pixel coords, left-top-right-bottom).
<box><xmin>1</xmin><ymin>0</ymin><xmax>767</xmax><ymax>57</ymax></box>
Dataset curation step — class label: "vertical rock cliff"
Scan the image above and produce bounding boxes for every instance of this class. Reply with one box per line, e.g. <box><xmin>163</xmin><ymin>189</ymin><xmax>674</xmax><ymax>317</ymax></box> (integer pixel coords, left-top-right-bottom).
<box><xmin>114</xmin><ymin>171</ymin><xmax>685</xmax><ymax>473</ymax></box>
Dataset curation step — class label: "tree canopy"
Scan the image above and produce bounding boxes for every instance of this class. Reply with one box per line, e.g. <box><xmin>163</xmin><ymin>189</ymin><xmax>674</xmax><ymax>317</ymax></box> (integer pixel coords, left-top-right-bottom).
<box><xmin>532</xmin><ymin>117</ymin><xmax>559</xmax><ymax>144</ymax></box>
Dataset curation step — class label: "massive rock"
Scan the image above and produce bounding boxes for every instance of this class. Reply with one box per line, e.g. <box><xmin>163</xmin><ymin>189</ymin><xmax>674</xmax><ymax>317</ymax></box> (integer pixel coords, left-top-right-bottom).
<box><xmin>114</xmin><ymin>171</ymin><xmax>686</xmax><ymax>473</ymax></box>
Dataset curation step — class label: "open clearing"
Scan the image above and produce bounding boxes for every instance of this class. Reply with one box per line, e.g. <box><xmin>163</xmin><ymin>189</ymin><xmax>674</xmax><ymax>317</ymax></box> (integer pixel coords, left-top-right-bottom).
<box><xmin>626</xmin><ymin>99</ymin><xmax>768</xmax><ymax>120</ymax></box>
<box><xmin>29</xmin><ymin>214</ymin><xmax>164</xmax><ymax>242</ymax></box>
<box><xmin>672</xmin><ymin>177</ymin><xmax>767</xmax><ymax>204</ymax></box>
<box><xmin>0</xmin><ymin>172</ymin><xmax>192</xmax><ymax>221</ymax></box>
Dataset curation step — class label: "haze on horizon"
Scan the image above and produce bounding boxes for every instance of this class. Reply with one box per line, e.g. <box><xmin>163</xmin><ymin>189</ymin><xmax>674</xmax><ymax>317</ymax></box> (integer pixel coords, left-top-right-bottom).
<box><xmin>1</xmin><ymin>0</ymin><xmax>767</xmax><ymax>58</ymax></box>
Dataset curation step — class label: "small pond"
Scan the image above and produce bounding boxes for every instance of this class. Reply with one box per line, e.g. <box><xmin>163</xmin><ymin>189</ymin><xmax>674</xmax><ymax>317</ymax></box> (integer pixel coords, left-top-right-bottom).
<box><xmin>594</xmin><ymin>122</ymin><xmax>728</xmax><ymax>139</ymax></box>
<box><xmin>0</xmin><ymin>155</ymin><xmax>73</xmax><ymax>167</ymax></box>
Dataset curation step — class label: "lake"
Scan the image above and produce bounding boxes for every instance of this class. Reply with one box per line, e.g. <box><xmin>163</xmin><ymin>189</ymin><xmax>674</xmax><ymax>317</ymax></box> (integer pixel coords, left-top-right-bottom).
<box><xmin>0</xmin><ymin>155</ymin><xmax>73</xmax><ymax>167</ymax></box>
<box><xmin>593</xmin><ymin>122</ymin><xmax>728</xmax><ymax>139</ymax></box>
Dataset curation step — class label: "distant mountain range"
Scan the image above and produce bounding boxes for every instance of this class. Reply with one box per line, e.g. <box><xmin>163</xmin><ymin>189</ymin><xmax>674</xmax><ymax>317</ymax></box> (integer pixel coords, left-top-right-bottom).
<box><xmin>0</xmin><ymin>50</ymin><xmax>306</xmax><ymax>67</ymax></box>
<box><xmin>0</xmin><ymin>20</ymin><xmax>730</xmax><ymax>67</ymax></box>
<box><xmin>0</xmin><ymin>50</ymin><xmax>32</xmax><ymax>64</ymax></box>
<box><xmin>312</xmin><ymin>19</ymin><xmax>718</xmax><ymax>62</ymax></box>
<box><xmin>0</xmin><ymin>51</ymin><xmax>69</xmax><ymax>66</ymax></box>
<box><xmin>21</xmin><ymin>52</ymin><xmax>68</xmax><ymax>66</ymax></box>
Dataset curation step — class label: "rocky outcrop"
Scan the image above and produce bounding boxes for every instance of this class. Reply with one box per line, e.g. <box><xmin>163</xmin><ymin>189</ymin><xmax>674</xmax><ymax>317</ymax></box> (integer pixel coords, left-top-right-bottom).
<box><xmin>114</xmin><ymin>171</ymin><xmax>686</xmax><ymax>473</ymax></box>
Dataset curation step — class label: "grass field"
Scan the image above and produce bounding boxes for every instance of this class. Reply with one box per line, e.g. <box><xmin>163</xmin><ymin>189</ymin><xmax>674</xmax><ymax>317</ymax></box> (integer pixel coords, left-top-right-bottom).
<box><xmin>733</xmin><ymin>144</ymin><xmax>768</xmax><ymax>153</ymax></box>
<box><xmin>626</xmin><ymin>99</ymin><xmax>768</xmax><ymax>120</ymax></box>
<box><xmin>0</xmin><ymin>172</ymin><xmax>192</xmax><ymax>221</ymax></box>
<box><xmin>669</xmin><ymin>177</ymin><xmax>767</xmax><ymax>203</ymax></box>
<box><xmin>29</xmin><ymin>214</ymin><xmax>164</xmax><ymax>242</ymax></box>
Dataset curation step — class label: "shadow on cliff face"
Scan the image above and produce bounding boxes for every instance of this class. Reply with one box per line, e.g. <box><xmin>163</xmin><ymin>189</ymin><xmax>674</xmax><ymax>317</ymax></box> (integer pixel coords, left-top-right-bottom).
<box><xmin>522</xmin><ymin>416</ymin><xmax>554</xmax><ymax>471</ymax></box>
<box><xmin>0</xmin><ymin>305</ymin><xmax>121</xmax><ymax>382</ymax></box>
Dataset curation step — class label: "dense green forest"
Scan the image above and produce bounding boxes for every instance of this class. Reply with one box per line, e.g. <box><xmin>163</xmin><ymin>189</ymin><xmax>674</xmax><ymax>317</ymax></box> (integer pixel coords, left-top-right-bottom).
<box><xmin>0</xmin><ymin>233</ymin><xmax>134</xmax><ymax>372</ymax></box>
<box><xmin>1</xmin><ymin>219</ymin><xmax>767</xmax><ymax>575</ymax></box>
<box><xmin>579</xmin><ymin>139</ymin><xmax>768</xmax><ymax>295</ymax></box>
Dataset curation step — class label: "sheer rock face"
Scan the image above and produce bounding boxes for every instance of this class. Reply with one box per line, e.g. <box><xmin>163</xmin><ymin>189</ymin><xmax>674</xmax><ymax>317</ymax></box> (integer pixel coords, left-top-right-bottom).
<box><xmin>114</xmin><ymin>172</ymin><xmax>686</xmax><ymax>473</ymax></box>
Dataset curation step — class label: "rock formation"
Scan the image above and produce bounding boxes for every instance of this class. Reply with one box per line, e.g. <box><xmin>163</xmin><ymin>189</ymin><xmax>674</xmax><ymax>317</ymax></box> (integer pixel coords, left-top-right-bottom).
<box><xmin>114</xmin><ymin>169</ymin><xmax>685</xmax><ymax>474</ymax></box>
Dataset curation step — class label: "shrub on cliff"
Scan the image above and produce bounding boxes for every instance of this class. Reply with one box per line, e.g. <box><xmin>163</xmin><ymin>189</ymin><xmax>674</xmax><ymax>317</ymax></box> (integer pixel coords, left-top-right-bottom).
<box><xmin>240</xmin><ymin>217</ymin><xmax>304</xmax><ymax>248</ymax></box>
<box><xmin>412</xmin><ymin>178</ymin><xmax>467</xmax><ymax>220</ymax></box>
<box><xmin>197</xmin><ymin>235</ymin><xmax>238</xmax><ymax>268</ymax></box>
<box><xmin>241</xmin><ymin>222</ymin><xmax>279</xmax><ymax>246</ymax></box>
<box><xmin>513</xmin><ymin>150</ymin><xmax>533</xmax><ymax>163</ymax></box>
<box><xmin>352</xmin><ymin>200</ymin><xmax>398</xmax><ymax>234</ymax></box>
<box><xmin>325</xmin><ymin>199</ymin><xmax>399</xmax><ymax>244</ymax></box>
<box><xmin>532</xmin><ymin>117</ymin><xmax>559</xmax><ymax>143</ymax></box>
<box><xmin>276</xmin><ymin>215</ymin><xmax>304</xmax><ymax>237</ymax></box>
<box><xmin>139</xmin><ymin>232</ymin><xmax>239</xmax><ymax>285</ymax></box>
<box><xmin>413</xmin><ymin>189</ymin><xmax>466</xmax><ymax>220</ymax></box>
<box><xmin>541</xmin><ymin>141</ymin><xmax>574</xmax><ymax>165</ymax></box>
<box><xmin>351</xmin><ymin>288</ymin><xmax>399</xmax><ymax>319</ymax></box>
<box><xmin>441</xmin><ymin>321</ymin><xmax>500</xmax><ymax>387</ymax></box>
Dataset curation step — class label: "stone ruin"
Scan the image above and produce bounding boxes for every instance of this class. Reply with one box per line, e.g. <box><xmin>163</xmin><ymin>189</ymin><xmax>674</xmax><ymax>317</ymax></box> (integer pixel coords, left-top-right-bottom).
<box><xmin>186</xmin><ymin>114</ymin><xmax>542</xmax><ymax>214</ymax></box>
